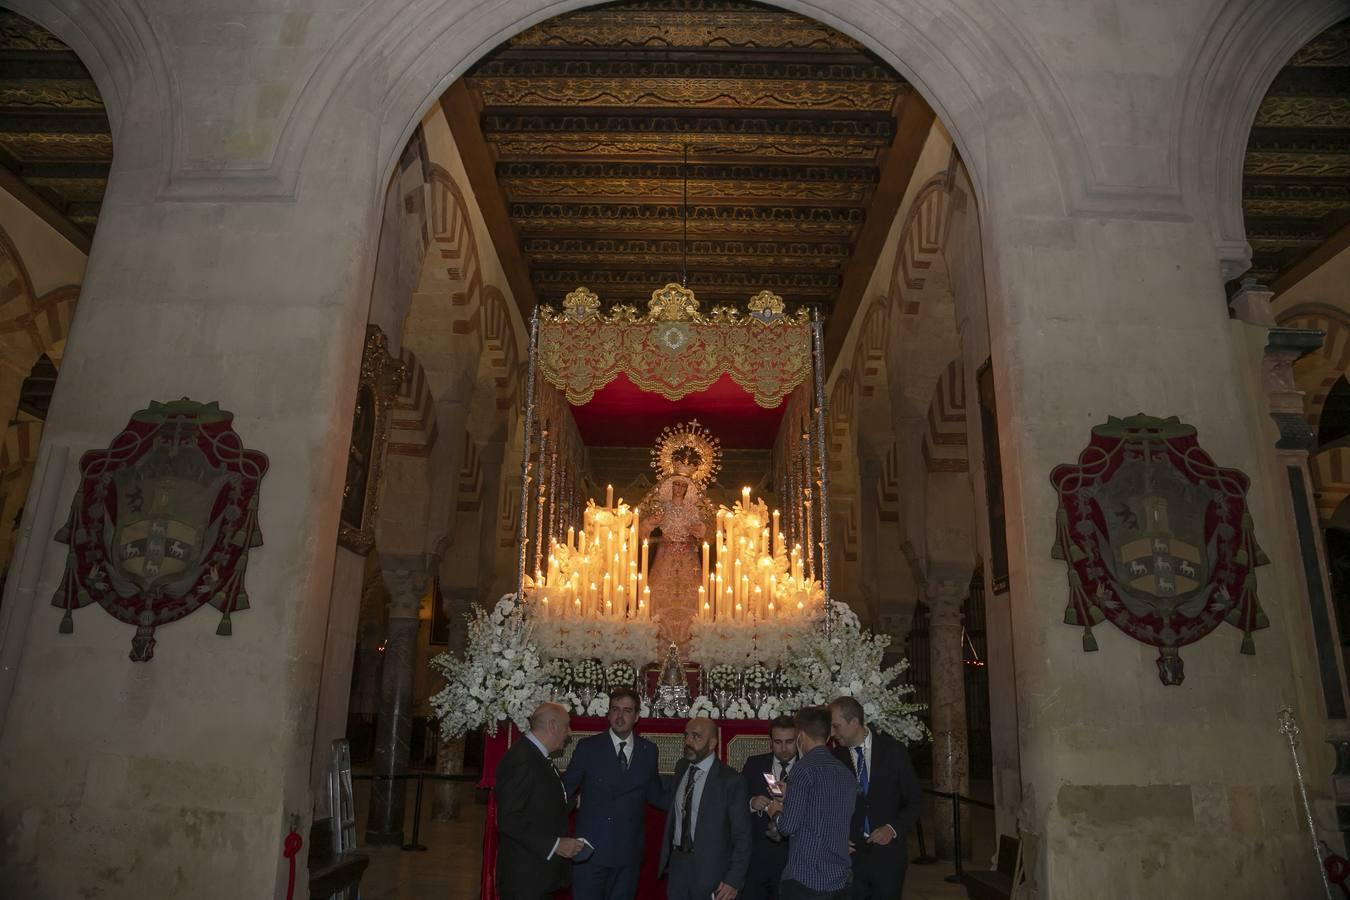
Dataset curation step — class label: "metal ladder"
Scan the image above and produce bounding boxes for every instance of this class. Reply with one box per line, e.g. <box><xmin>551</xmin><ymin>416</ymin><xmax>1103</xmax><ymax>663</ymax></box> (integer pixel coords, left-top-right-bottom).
<box><xmin>327</xmin><ymin>739</ymin><xmax>359</xmax><ymax>899</ymax></box>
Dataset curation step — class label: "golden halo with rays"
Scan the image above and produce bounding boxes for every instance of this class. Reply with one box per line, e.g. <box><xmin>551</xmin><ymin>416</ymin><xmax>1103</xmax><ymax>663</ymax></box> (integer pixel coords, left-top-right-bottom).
<box><xmin>651</xmin><ymin>419</ymin><xmax>722</xmax><ymax>488</ymax></box>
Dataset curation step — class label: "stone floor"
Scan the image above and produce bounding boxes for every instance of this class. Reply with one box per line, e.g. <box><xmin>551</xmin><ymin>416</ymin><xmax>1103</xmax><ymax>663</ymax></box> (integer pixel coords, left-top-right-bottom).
<box><xmin>353</xmin><ymin>779</ymin><xmax>995</xmax><ymax>900</ymax></box>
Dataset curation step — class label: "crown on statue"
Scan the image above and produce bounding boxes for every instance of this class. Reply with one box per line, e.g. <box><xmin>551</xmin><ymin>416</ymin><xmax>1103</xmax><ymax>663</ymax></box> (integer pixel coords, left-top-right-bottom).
<box><xmin>652</xmin><ymin>420</ymin><xmax>721</xmax><ymax>487</ymax></box>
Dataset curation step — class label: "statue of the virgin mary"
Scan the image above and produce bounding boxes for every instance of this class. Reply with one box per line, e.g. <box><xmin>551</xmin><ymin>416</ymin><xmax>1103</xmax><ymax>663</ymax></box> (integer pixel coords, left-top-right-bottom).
<box><xmin>639</xmin><ymin>421</ymin><xmax>720</xmax><ymax>646</ymax></box>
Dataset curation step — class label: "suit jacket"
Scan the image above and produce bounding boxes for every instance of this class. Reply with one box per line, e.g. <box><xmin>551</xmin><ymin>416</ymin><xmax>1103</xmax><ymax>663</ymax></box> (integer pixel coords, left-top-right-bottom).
<box><xmin>659</xmin><ymin>756</ymin><xmax>752</xmax><ymax>893</ymax></box>
<box><xmin>562</xmin><ymin>731</ymin><xmax>664</xmax><ymax>868</ymax></box>
<box><xmin>838</xmin><ymin>730</ymin><xmax>923</xmax><ymax>855</ymax></box>
<box><xmin>495</xmin><ymin>737</ymin><xmax>571</xmax><ymax>898</ymax></box>
<box><xmin>740</xmin><ymin>752</ymin><xmax>791</xmax><ymax>879</ymax></box>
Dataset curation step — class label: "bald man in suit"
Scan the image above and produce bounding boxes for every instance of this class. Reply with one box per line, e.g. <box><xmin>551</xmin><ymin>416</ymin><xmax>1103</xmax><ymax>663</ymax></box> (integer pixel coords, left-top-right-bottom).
<box><xmin>660</xmin><ymin>717</ymin><xmax>752</xmax><ymax>900</ymax></box>
<box><xmin>496</xmin><ymin>702</ymin><xmax>586</xmax><ymax>900</ymax></box>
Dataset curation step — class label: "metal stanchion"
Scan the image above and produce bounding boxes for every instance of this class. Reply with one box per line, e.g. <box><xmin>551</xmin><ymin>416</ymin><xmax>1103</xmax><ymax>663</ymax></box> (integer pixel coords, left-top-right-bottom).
<box><xmin>943</xmin><ymin>791</ymin><xmax>964</xmax><ymax>884</ymax></box>
<box><xmin>402</xmin><ymin>773</ymin><xmax>429</xmax><ymax>852</ymax></box>
<box><xmin>913</xmin><ymin>819</ymin><xmax>937</xmax><ymax>864</ymax></box>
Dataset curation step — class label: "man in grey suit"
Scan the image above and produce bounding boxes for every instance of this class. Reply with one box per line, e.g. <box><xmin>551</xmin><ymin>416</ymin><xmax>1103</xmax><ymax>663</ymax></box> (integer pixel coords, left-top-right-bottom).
<box><xmin>660</xmin><ymin>717</ymin><xmax>752</xmax><ymax>900</ymax></box>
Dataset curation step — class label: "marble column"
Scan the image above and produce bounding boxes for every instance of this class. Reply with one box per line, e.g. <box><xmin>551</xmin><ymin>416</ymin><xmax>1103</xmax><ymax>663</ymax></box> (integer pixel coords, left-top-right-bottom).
<box><xmin>365</xmin><ymin>554</ymin><xmax>430</xmax><ymax>845</ymax></box>
<box><xmin>927</xmin><ymin>578</ymin><xmax>970</xmax><ymax>859</ymax></box>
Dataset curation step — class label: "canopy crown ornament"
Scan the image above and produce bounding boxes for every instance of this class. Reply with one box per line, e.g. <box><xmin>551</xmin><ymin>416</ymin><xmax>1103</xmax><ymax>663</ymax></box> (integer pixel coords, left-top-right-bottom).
<box><xmin>562</xmin><ymin>285</ymin><xmax>601</xmax><ymax>321</ymax></box>
<box><xmin>651</xmin><ymin>419</ymin><xmax>722</xmax><ymax>488</ymax></box>
<box><xmin>648</xmin><ymin>282</ymin><xmax>702</xmax><ymax>322</ymax></box>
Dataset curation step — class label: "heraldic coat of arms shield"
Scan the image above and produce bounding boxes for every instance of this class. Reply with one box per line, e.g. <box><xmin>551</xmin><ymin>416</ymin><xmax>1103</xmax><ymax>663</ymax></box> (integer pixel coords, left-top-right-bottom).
<box><xmin>1049</xmin><ymin>414</ymin><xmax>1268</xmax><ymax>685</ymax></box>
<box><xmin>51</xmin><ymin>399</ymin><xmax>269</xmax><ymax>661</ymax></box>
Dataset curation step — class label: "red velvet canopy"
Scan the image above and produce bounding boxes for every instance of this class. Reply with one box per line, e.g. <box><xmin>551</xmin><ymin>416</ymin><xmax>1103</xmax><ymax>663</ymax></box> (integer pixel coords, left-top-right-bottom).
<box><xmin>570</xmin><ymin>373</ymin><xmax>788</xmax><ymax>450</ymax></box>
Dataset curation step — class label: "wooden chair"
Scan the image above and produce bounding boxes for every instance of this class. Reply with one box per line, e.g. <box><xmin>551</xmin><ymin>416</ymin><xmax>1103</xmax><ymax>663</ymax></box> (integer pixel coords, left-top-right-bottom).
<box><xmin>960</xmin><ymin>833</ymin><xmax>1023</xmax><ymax>900</ymax></box>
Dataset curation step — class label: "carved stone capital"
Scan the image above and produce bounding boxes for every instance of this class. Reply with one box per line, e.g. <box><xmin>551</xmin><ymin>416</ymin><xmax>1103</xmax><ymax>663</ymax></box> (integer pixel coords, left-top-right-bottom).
<box><xmin>379</xmin><ymin>552</ymin><xmax>432</xmax><ymax>619</ymax></box>
<box><xmin>926</xmin><ymin>578</ymin><xmax>967</xmax><ymax>630</ymax></box>
<box><xmin>1228</xmin><ymin>277</ymin><xmax>1275</xmax><ymax>326</ymax></box>
<box><xmin>1264</xmin><ymin>327</ymin><xmax>1324</xmax><ymax>453</ymax></box>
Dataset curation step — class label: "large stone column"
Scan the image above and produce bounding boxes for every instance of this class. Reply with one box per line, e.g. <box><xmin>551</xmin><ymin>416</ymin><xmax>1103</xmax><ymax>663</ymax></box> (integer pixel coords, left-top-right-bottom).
<box><xmin>927</xmin><ymin>577</ymin><xmax>970</xmax><ymax>859</ymax></box>
<box><xmin>365</xmin><ymin>554</ymin><xmax>429</xmax><ymax>845</ymax></box>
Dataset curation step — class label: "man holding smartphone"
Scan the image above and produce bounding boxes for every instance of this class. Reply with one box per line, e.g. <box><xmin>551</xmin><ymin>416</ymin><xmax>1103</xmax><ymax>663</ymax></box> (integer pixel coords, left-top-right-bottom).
<box><xmin>742</xmin><ymin>715</ymin><xmax>799</xmax><ymax>900</ymax></box>
<box><xmin>764</xmin><ymin>708</ymin><xmax>855</xmax><ymax>900</ymax></box>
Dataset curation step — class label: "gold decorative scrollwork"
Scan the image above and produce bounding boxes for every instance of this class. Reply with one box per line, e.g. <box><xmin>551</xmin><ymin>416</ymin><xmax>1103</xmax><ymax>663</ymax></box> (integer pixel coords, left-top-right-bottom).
<box><xmin>538</xmin><ymin>284</ymin><xmax>810</xmax><ymax>408</ymax></box>
<box><xmin>339</xmin><ymin>325</ymin><xmax>406</xmax><ymax>555</ymax></box>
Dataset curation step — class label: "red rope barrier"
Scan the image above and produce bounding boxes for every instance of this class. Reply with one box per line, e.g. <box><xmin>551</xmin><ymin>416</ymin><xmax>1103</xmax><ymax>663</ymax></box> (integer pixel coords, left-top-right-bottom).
<box><xmin>283</xmin><ymin>830</ymin><xmax>303</xmax><ymax>900</ymax></box>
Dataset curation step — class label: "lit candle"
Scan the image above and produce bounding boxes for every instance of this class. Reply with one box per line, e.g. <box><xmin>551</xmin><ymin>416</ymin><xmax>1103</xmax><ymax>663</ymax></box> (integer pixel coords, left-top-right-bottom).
<box><xmin>641</xmin><ymin>538</ymin><xmax>650</xmax><ymax>585</ymax></box>
<box><xmin>701</xmin><ymin>541</ymin><xmax>710</xmax><ymax>591</ymax></box>
<box><xmin>606</xmin><ymin>483</ymin><xmax>614</xmax><ymax>508</ymax></box>
<box><xmin>771</xmin><ymin>510</ymin><xmax>780</xmax><ymax>558</ymax></box>
<box><xmin>643</xmin><ymin>584</ymin><xmax>651</xmax><ymax>619</ymax></box>
<box><xmin>742</xmin><ymin>486</ymin><xmax>751</xmax><ymax>510</ymax></box>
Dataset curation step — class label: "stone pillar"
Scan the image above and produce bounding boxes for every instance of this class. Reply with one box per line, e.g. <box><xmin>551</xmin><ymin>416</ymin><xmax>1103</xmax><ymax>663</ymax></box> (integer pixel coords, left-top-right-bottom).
<box><xmin>927</xmin><ymin>578</ymin><xmax>970</xmax><ymax>859</ymax></box>
<box><xmin>365</xmin><ymin>554</ymin><xmax>429</xmax><ymax>845</ymax></box>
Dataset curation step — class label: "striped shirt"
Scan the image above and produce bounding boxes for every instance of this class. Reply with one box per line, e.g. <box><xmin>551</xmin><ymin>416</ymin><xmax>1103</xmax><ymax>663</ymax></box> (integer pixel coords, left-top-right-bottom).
<box><xmin>775</xmin><ymin>745</ymin><xmax>855</xmax><ymax>892</ymax></box>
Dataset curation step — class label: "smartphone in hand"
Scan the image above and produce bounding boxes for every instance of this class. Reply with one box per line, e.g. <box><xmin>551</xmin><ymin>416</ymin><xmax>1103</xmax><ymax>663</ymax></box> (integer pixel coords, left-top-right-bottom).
<box><xmin>763</xmin><ymin>772</ymin><xmax>785</xmax><ymax>799</ymax></box>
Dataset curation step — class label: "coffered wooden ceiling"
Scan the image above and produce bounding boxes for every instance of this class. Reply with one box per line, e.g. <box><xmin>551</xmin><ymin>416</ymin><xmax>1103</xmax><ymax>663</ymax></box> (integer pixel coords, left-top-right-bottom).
<box><xmin>0</xmin><ymin>10</ymin><xmax>108</xmax><ymax>251</ymax></box>
<box><xmin>451</xmin><ymin>0</ymin><xmax>932</xmax><ymax>332</ymax></box>
<box><xmin>1245</xmin><ymin>19</ymin><xmax>1350</xmax><ymax>293</ymax></box>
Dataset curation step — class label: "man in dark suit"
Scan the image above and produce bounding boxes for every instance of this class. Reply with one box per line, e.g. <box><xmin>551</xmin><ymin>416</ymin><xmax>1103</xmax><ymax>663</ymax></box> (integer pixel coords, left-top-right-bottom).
<box><xmin>562</xmin><ymin>687</ymin><xmax>666</xmax><ymax>900</ymax></box>
<box><xmin>741</xmin><ymin>715</ymin><xmax>799</xmax><ymax>900</ymax></box>
<box><xmin>496</xmin><ymin>702</ymin><xmax>585</xmax><ymax>900</ymax></box>
<box><xmin>828</xmin><ymin>697</ymin><xmax>923</xmax><ymax>900</ymax></box>
<box><xmin>660</xmin><ymin>716</ymin><xmax>752</xmax><ymax>900</ymax></box>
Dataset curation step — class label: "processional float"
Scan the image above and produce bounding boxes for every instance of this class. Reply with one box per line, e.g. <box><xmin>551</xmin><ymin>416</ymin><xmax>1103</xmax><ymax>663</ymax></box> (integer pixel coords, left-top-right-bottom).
<box><xmin>512</xmin><ymin>280</ymin><xmax>838</xmax><ymax>685</ymax></box>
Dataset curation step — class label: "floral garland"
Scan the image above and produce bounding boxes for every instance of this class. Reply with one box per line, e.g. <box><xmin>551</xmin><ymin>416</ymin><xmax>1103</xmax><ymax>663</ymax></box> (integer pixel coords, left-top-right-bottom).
<box><xmin>531</xmin><ymin>613</ymin><xmax>661</xmax><ymax>666</ymax></box>
<box><xmin>430</xmin><ymin>595</ymin><xmax>926</xmax><ymax>745</ymax></box>
<box><xmin>679</xmin><ymin>603</ymin><xmax>928</xmax><ymax>743</ymax></box>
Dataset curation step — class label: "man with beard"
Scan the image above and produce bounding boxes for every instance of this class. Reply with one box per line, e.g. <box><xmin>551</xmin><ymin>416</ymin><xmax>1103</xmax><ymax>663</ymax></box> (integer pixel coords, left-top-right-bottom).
<box><xmin>563</xmin><ymin>688</ymin><xmax>665</xmax><ymax>900</ymax></box>
<box><xmin>828</xmin><ymin>697</ymin><xmax>923</xmax><ymax>900</ymax></box>
<box><xmin>742</xmin><ymin>715</ymin><xmax>800</xmax><ymax>900</ymax></box>
<box><xmin>660</xmin><ymin>717</ymin><xmax>752</xmax><ymax>900</ymax></box>
<box><xmin>495</xmin><ymin>702</ymin><xmax>585</xmax><ymax>900</ymax></box>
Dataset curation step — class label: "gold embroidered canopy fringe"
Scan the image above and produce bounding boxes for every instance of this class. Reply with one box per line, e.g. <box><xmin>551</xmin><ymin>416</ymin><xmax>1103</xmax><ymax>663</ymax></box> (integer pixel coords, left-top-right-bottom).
<box><xmin>537</xmin><ymin>283</ymin><xmax>812</xmax><ymax>408</ymax></box>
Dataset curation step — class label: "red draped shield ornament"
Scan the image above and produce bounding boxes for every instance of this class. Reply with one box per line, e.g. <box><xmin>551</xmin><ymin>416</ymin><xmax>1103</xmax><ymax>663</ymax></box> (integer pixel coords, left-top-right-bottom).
<box><xmin>50</xmin><ymin>399</ymin><xmax>269</xmax><ymax>661</ymax></box>
<box><xmin>1049</xmin><ymin>414</ymin><xmax>1268</xmax><ymax>685</ymax></box>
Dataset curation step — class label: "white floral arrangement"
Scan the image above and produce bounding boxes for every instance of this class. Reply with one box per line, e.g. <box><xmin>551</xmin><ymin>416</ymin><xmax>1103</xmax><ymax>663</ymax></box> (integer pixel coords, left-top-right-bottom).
<box><xmin>429</xmin><ymin>594</ymin><xmax>551</xmax><ymax>739</ymax></box>
<box><xmin>606</xmin><ymin>661</ymin><xmax>637</xmax><ymax>690</ymax></box>
<box><xmin>742</xmin><ymin>664</ymin><xmax>772</xmax><ymax>694</ymax></box>
<box><xmin>751</xmin><ymin>619</ymin><xmax>803</xmax><ymax>669</ymax></box>
<box><xmin>531</xmin><ymin>614</ymin><xmax>661</xmax><ymax>666</ymax></box>
<box><xmin>685</xmin><ymin>694</ymin><xmax>763</xmax><ymax>721</ymax></box>
<box><xmin>707</xmin><ymin>663</ymin><xmax>739</xmax><ymax>694</ymax></box>
<box><xmin>573</xmin><ymin>658</ymin><xmax>605</xmax><ymax>690</ymax></box>
<box><xmin>687</xmin><ymin>619</ymin><xmax>759</xmax><ymax>668</ymax></box>
<box><xmin>779</xmin><ymin>601</ymin><xmax>928</xmax><ymax>744</ymax></box>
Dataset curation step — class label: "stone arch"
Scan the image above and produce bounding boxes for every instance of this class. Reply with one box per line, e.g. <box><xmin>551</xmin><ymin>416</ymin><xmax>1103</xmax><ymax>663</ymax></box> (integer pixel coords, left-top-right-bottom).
<box><xmin>923</xmin><ymin>360</ymin><xmax>969</xmax><ymax>474</ymax></box>
<box><xmin>1180</xmin><ymin>0</ymin><xmax>1350</xmax><ymax>274</ymax></box>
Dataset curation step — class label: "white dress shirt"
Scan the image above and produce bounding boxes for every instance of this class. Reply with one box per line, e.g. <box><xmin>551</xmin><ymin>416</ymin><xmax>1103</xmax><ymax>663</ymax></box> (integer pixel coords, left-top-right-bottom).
<box><xmin>849</xmin><ymin>728</ymin><xmax>896</xmax><ymax>839</ymax></box>
<box><xmin>673</xmin><ymin>753</ymin><xmax>716</xmax><ymax>844</ymax></box>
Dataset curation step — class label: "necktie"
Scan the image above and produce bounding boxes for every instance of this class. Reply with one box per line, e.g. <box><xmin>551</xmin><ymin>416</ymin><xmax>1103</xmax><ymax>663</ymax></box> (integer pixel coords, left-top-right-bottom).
<box><xmin>679</xmin><ymin>768</ymin><xmax>699</xmax><ymax>851</ymax></box>
<box><xmin>549</xmin><ymin>757</ymin><xmax>566</xmax><ymax>804</ymax></box>
<box><xmin>854</xmin><ymin>746</ymin><xmax>871</xmax><ymax>835</ymax></box>
<box><xmin>779</xmin><ymin>759</ymin><xmax>791</xmax><ymax>781</ymax></box>
<box><xmin>617</xmin><ymin>740</ymin><xmax>628</xmax><ymax>772</ymax></box>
